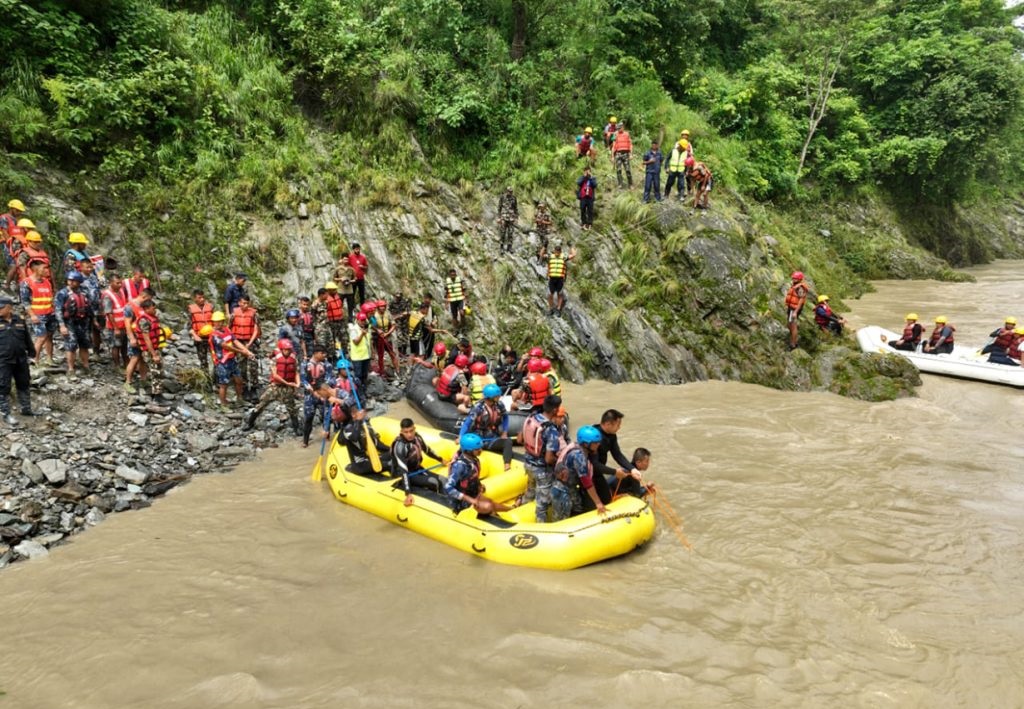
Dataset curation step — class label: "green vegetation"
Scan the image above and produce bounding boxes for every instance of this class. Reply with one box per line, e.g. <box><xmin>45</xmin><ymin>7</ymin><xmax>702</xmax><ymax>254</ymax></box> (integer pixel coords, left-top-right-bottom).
<box><xmin>1</xmin><ymin>0</ymin><xmax>1022</xmax><ymax>294</ymax></box>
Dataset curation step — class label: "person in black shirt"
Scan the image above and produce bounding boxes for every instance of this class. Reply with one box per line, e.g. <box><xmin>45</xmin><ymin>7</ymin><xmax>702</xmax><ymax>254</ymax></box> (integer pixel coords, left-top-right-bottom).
<box><xmin>582</xmin><ymin>409</ymin><xmax>648</xmax><ymax>508</ymax></box>
<box><xmin>390</xmin><ymin>418</ymin><xmax>446</xmax><ymax>506</ymax></box>
<box><xmin>0</xmin><ymin>295</ymin><xmax>36</xmax><ymax>424</ymax></box>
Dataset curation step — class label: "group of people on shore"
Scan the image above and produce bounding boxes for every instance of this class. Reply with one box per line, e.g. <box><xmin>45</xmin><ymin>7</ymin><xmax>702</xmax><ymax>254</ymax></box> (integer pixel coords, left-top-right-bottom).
<box><xmin>574</xmin><ymin>119</ymin><xmax>713</xmax><ymax>210</ymax></box>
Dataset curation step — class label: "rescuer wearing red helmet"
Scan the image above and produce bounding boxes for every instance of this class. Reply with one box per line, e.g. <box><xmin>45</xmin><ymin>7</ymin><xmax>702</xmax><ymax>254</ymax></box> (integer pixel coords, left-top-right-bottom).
<box><xmin>244</xmin><ymin>338</ymin><xmax>301</xmax><ymax>434</ymax></box>
<box><xmin>513</xmin><ymin>357</ymin><xmax>552</xmax><ymax>411</ymax></box>
<box><xmin>433</xmin><ymin>351</ymin><xmax>472</xmax><ymax>412</ymax></box>
<box><xmin>785</xmin><ymin>271</ymin><xmax>812</xmax><ymax>351</ymax></box>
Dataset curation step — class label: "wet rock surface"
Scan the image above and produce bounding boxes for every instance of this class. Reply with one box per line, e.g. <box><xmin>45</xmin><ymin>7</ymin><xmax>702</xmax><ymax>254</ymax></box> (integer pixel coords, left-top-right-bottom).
<box><xmin>0</xmin><ymin>332</ymin><xmax>404</xmax><ymax>569</ymax></box>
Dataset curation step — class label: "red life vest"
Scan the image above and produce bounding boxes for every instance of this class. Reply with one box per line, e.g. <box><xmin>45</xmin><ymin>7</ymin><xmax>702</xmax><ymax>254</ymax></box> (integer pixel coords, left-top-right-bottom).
<box><xmin>526</xmin><ymin>372</ymin><xmax>550</xmax><ymax>407</ymax></box>
<box><xmin>188</xmin><ymin>302</ymin><xmax>213</xmax><ymax>334</ymax></box>
<box><xmin>304</xmin><ymin>359</ymin><xmax>327</xmax><ymax>387</ymax></box>
<box><xmin>1009</xmin><ymin>335</ymin><xmax>1023</xmax><ymax>360</ymax></box>
<box><xmin>449</xmin><ymin>454</ymin><xmax>481</xmax><ymax>496</ymax></box>
<box><xmin>993</xmin><ymin>328</ymin><xmax>1015</xmax><ymax>351</ymax></box>
<box><xmin>299</xmin><ymin>311</ymin><xmax>314</xmax><ymax>337</ymax></box>
<box><xmin>231</xmin><ymin>306</ymin><xmax>257</xmax><ymax>342</ymax></box>
<box><xmin>578</xmin><ymin>135</ymin><xmax>592</xmax><ymax>152</ymax></box>
<box><xmin>325</xmin><ymin>293</ymin><xmax>345</xmax><ymax>322</ymax></box>
<box><xmin>522</xmin><ymin>414</ymin><xmax>548</xmax><ymax>457</ymax></box>
<box><xmin>6</xmin><ymin>226</ymin><xmax>25</xmax><ymax>259</ymax></box>
<box><xmin>579</xmin><ymin>179</ymin><xmax>594</xmax><ymax>199</ymax></box>
<box><xmin>554</xmin><ymin>443</ymin><xmax>594</xmax><ymax>488</ymax></box>
<box><xmin>122</xmin><ymin>277</ymin><xmax>151</xmax><ymax>301</ymax></box>
<box><xmin>471</xmin><ymin>401</ymin><xmax>502</xmax><ymax>434</ymax></box>
<box><xmin>210</xmin><ymin>327</ymin><xmax>236</xmax><ymax>364</ymax></box>
<box><xmin>26</xmin><ymin>277</ymin><xmax>54</xmax><ymax>316</ymax></box>
<box><xmin>929</xmin><ymin>324</ymin><xmax>955</xmax><ymax>347</ymax></box>
<box><xmin>814</xmin><ymin>303</ymin><xmax>833</xmax><ymax>328</ymax></box>
<box><xmin>133</xmin><ymin>311</ymin><xmax>161</xmax><ymax>351</ymax></box>
<box><xmin>785</xmin><ymin>282</ymin><xmax>808</xmax><ymax>310</ymax></box>
<box><xmin>436</xmin><ymin>364</ymin><xmax>462</xmax><ymax>397</ymax></box>
<box><xmin>103</xmin><ymin>288</ymin><xmax>126</xmax><ymax>329</ymax></box>
<box><xmin>272</xmin><ymin>352</ymin><xmax>297</xmax><ymax>384</ymax></box>
<box><xmin>902</xmin><ymin>323</ymin><xmax>921</xmax><ymax>344</ymax></box>
<box><xmin>62</xmin><ymin>290</ymin><xmax>90</xmax><ymax>322</ymax></box>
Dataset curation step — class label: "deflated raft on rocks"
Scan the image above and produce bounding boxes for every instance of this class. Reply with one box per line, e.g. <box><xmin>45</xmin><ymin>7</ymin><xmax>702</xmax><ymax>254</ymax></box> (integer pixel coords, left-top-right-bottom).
<box><xmin>404</xmin><ymin>365</ymin><xmax>529</xmax><ymax>436</ymax></box>
<box><xmin>313</xmin><ymin>417</ymin><xmax>655</xmax><ymax>570</ymax></box>
<box><xmin>857</xmin><ymin>325</ymin><xmax>1024</xmax><ymax>388</ymax></box>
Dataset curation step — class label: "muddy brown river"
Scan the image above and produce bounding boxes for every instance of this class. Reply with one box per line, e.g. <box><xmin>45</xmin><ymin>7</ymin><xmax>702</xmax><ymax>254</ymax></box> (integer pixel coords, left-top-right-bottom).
<box><xmin>1</xmin><ymin>262</ymin><xmax>1022</xmax><ymax>708</ymax></box>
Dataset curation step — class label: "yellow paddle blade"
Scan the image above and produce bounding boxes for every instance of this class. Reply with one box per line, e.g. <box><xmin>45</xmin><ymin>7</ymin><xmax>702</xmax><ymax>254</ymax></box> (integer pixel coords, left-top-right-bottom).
<box><xmin>311</xmin><ymin>455</ymin><xmax>323</xmax><ymax>482</ymax></box>
<box><xmin>365</xmin><ymin>422</ymin><xmax>383</xmax><ymax>473</ymax></box>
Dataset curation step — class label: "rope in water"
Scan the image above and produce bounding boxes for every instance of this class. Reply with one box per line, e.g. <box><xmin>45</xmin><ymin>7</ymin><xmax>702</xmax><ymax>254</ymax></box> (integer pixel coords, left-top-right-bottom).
<box><xmin>646</xmin><ymin>488</ymin><xmax>693</xmax><ymax>551</ymax></box>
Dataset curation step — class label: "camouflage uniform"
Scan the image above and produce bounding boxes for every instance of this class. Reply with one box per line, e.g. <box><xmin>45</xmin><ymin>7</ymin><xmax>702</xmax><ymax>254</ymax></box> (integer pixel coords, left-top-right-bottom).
<box><xmin>312</xmin><ymin>300</ymin><xmax>334</xmax><ymax>361</ymax></box>
<box><xmin>497</xmin><ymin>190</ymin><xmax>518</xmax><ymax>253</ymax></box>
<box><xmin>534</xmin><ymin>205</ymin><xmax>553</xmax><ymax>261</ymax></box>
<box><xmin>614</xmin><ymin>151</ymin><xmax>633</xmax><ymax>188</ymax></box>
<box><xmin>251</xmin><ymin>383</ymin><xmax>299</xmax><ymax>422</ymax></box>
<box><xmin>389</xmin><ymin>294</ymin><xmax>413</xmax><ymax>355</ymax></box>
<box><xmin>135</xmin><ymin>317</ymin><xmax>164</xmax><ymax>396</ymax></box>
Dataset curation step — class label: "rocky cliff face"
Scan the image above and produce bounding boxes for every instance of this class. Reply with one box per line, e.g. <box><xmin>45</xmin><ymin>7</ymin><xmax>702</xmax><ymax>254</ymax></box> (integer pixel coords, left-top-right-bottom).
<box><xmin>253</xmin><ymin>180</ymin><xmax>922</xmax><ymax>399</ymax></box>
<box><xmin>25</xmin><ymin>169</ymin><xmax>954</xmax><ymax>400</ymax></box>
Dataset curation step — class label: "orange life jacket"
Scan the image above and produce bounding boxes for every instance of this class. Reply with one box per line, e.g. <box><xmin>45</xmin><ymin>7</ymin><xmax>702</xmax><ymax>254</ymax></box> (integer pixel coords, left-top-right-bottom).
<box><xmin>19</xmin><ymin>245</ymin><xmax>49</xmax><ymax>280</ymax></box>
<box><xmin>436</xmin><ymin>364</ymin><xmax>462</xmax><ymax>398</ymax></box>
<box><xmin>325</xmin><ymin>293</ymin><xmax>345</xmax><ymax>322</ymax></box>
<box><xmin>231</xmin><ymin>306</ymin><xmax>257</xmax><ymax>342</ymax></box>
<box><xmin>188</xmin><ymin>302</ymin><xmax>213</xmax><ymax>334</ymax></box>
<box><xmin>526</xmin><ymin>372</ymin><xmax>550</xmax><ymax>407</ymax></box>
<box><xmin>103</xmin><ymin>288</ymin><xmax>126</xmax><ymax>330</ymax></box>
<box><xmin>26</xmin><ymin>277</ymin><xmax>54</xmax><ymax>316</ymax></box>
<box><xmin>612</xmin><ymin>130</ymin><xmax>632</xmax><ymax>153</ymax></box>
<box><xmin>785</xmin><ymin>282</ymin><xmax>808</xmax><ymax>310</ymax></box>
<box><xmin>522</xmin><ymin>414</ymin><xmax>548</xmax><ymax>458</ymax></box>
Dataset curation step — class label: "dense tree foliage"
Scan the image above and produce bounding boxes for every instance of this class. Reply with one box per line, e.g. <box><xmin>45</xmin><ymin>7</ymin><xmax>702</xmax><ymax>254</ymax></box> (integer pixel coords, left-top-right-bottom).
<box><xmin>1</xmin><ymin>0</ymin><xmax>1022</xmax><ymax>204</ymax></box>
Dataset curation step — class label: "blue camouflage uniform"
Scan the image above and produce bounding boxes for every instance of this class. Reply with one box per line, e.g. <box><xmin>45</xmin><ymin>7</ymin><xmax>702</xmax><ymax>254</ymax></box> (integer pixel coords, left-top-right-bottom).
<box><xmin>551</xmin><ymin>444</ymin><xmax>594</xmax><ymax>522</ymax></box>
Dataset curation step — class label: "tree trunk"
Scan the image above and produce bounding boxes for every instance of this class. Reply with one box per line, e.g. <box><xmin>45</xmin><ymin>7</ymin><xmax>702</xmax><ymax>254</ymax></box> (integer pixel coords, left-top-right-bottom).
<box><xmin>511</xmin><ymin>1</ymin><xmax>527</xmax><ymax>61</ymax></box>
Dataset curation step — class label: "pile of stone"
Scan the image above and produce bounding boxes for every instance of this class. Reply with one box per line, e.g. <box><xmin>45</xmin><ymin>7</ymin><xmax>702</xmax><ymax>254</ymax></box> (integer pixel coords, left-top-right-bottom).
<box><xmin>0</xmin><ymin>329</ymin><xmax>405</xmax><ymax>568</ymax></box>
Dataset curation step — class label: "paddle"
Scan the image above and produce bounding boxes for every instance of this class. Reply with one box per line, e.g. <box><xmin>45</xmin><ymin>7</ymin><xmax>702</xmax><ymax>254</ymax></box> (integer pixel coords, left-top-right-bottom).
<box><xmin>340</xmin><ymin>359</ymin><xmax>383</xmax><ymax>473</ymax></box>
<box><xmin>310</xmin><ymin>400</ymin><xmax>331</xmax><ymax>482</ymax></box>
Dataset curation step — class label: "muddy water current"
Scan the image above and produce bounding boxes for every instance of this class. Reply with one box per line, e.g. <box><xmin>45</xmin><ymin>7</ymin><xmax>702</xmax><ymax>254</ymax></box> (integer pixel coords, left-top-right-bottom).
<box><xmin>1</xmin><ymin>262</ymin><xmax>1023</xmax><ymax>708</ymax></box>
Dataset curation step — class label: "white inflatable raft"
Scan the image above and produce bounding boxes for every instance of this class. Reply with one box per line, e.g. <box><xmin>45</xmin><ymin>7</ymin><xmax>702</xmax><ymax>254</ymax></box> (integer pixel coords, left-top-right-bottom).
<box><xmin>857</xmin><ymin>325</ymin><xmax>1024</xmax><ymax>388</ymax></box>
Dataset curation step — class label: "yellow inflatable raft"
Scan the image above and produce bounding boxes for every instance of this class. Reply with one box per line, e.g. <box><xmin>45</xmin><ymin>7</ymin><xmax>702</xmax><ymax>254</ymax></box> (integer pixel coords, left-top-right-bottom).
<box><xmin>313</xmin><ymin>417</ymin><xmax>655</xmax><ymax>570</ymax></box>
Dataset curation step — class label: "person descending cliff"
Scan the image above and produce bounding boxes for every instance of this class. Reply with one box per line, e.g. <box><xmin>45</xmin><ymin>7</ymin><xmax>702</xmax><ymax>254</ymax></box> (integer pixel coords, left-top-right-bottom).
<box><xmin>497</xmin><ymin>186</ymin><xmax>518</xmax><ymax>254</ymax></box>
<box><xmin>576</xmin><ymin>166</ymin><xmax>597</xmax><ymax>231</ymax></box>
<box><xmin>575</xmin><ymin>127</ymin><xmax>597</xmax><ymax>163</ymax></box>
<box><xmin>540</xmin><ymin>243</ymin><xmax>577</xmax><ymax>317</ymax></box>
<box><xmin>603</xmin><ymin>116</ymin><xmax>618</xmax><ymax>150</ymax></box>
<box><xmin>785</xmin><ymin>271</ymin><xmax>812</xmax><ymax>351</ymax></box>
<box><xmin>534</xmin><ymin>202</ymin><xmax>553</xmax><ymax>263</ymax></box>
<box><xmin>813</xmin><ymin>295</ymin><xmax>846</xmax><ymax>336</ymax></box>
<box><xmin>612</xmin><ymin>121</ymin><xmax>634</xmax><ymax>188</ymax></box>
<box><xmin>664</xmin><ymin>135</ymin><xmax>692</xmax><ymax>201</ymax></box>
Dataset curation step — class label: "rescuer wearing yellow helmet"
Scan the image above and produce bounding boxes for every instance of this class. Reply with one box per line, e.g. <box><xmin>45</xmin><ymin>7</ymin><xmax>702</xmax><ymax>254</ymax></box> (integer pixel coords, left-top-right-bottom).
<box><xmin>981</xmin><ymin>315</ymin><xmax>1020</xmax><ymax>356</ymax></box>
<box><xmin>923</xmin><ymin>315</ymin><xmax>956</xmax><ymax>355</ymax></box>
<box><xmin>888</xmin><ymin>312</ymin><xmax>923</xmax><ymax>351</ymax></box>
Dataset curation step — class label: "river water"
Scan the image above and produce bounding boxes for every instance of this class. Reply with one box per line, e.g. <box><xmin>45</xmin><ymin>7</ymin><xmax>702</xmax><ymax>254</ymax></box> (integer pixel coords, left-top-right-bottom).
<box><xmin>1</xmin><ymin>262</ymin><xmax>1022</xmax><ymax>708</ymax></box>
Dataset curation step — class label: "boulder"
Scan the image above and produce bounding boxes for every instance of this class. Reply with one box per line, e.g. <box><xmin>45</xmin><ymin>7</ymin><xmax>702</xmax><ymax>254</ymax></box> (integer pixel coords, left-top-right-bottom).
<box><xmin>114</xmin><ymin>465</ymin><xmax>148</xmax><ymax>485</ymax></box>
<box><xmin>13</xmin><ymin>540</ymin><xmax>48</xmax><ymax>560</ymax></box>
<box><xmin>21</xmin><ymin>459</ymin><xmax>44</xmax><ymax>484</ymax></box>
<box><xmin>38</xmin><ymin>459</ymin><xmax>68</xmax><ymax>485</ymax></box>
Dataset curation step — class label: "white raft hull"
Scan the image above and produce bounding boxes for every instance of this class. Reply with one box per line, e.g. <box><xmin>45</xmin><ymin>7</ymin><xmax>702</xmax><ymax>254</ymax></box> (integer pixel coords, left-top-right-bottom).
<box><xmin>857</xmin><ymin>325</ymin><xmax>1024</xmax><ymax>388</ymax></box>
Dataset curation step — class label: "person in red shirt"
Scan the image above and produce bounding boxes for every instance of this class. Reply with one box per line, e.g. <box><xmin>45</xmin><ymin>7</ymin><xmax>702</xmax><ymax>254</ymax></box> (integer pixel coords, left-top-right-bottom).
<box><xmin>347</xmin><ymin>242</ymin><xmax>369</xmax><ymax>306</ymax></box>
